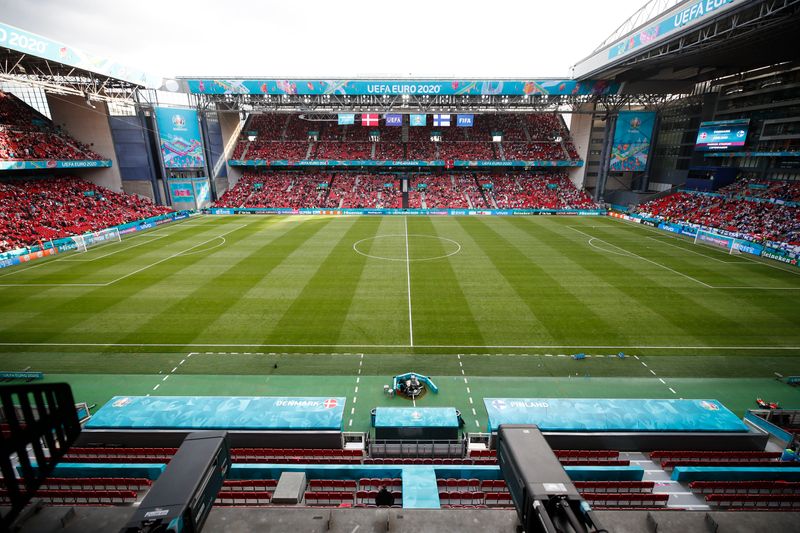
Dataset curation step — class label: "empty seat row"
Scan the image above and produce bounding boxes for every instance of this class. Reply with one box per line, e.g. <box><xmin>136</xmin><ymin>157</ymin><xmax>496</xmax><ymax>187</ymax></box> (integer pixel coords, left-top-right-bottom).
<box><xmin>308</xmin><ymin>479</ymin><xmax>357</xmax><ymax>492</ymax></box>
<box><xmin>554</xmin><ymin>450</ymin><xmax>620</xmax><ymax>460</ymax></box>
<box><xmin>216</xmin><ymin>491</ymin><xmax>272</xmax><ymax>505</ymax></box>
<box><xmin>581</xmin><ymin>493</ymin><xmax>669</xmax><ymax>507</ymax></box>
<box><xmin>436</xmin><ymin>478</ymin><xmax>483</xmax><ymax>491</ymax></box>
<box><xmin>650</xmin><ymin>450</ymin><xmax>782</xmax><ymax>461</ymax></box>
<box><xmin>231</xmin><ymin>448</ymin><xmax>362</xmax><ymax>459</ymax></box>
<box><xmin>706</xmin><ymin>493</ymin><xmax>800</xmax><ymax>509</ymax></box>
<box><xmin>0</xmin><ymin>489</ymin><xmax>136</xmax><ymax>505</ymax></box>
<box><xmin>439</xmin><ymin>491</ymin><xmax>489</xmax><ymax>506</ymax></box>
<box><xmin>661</xmin><ymin>460</ymin><xmax>788</xmax><ymax>470</ymax></box>
<box><xmin>574</xmin><ymin>481</ymin><xmax>654</xmax><ymax>494</ymax></box>
<box><xmin>1</xmin><ymin>477</ymin><xmax>150</xmax><ymax>491</ymax></box>
<box><xmin>305</xmin><ymin>491</ymin><xmax>355</xmax><ymax>506</ymax></box>
<box><xmin>358</xmin><ymin>478</ymin><xmax>402</xmax><ymax>491</ymax></box>
<box><xmin>363</xmin><ymin>458</ymin><xmax>496</xmax><ymax>465</ymax></box>
<box><xmin>66</xmin><ymin>447</ymin><xmax>178</xmax><ymax>457</ymax></box>
<box><xmin>355</xmin><ymin>490</ymin><xmax>403</xmax><ymax>504</ymax></box>
<box><xmin>689</xmin><ymin>481</ymin><xmax>800</xmax><ymax>494</ymax></box>
<box><xmin>60</xmin><ymin>455</ymin><xmax>172</xmax><ymax>464</ymax></box>
<box><xmin>222</xmin><ymin>479</ymin><xmax>278</xmax><ymax>491</ymax></box>
<box><xmin>560</xmin><ymin>459</ymin><xmax>630</xmax><ymax>467</ymax></box>
<box><xmin>231</xmin><ymin>457</ymin><xmax>363</xmax><ymax>465</ymax></box>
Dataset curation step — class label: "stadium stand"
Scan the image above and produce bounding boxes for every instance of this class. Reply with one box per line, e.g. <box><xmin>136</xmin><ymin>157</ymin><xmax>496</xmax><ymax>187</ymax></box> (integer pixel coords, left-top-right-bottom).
<box><xmin>228</xmin><ymin>112</ymin><xmax>583</xmax><ymax>163</ymax></box>
<box><xmin>0</xmin><ymin>91</ymin><xmax>103</xmax><ymax>161</ymax></box>
<box><xmin>634</xmin><ymin>185</ymin><xmax>800</xmax><ymax>248</ymax></box>
<box><xmin>0</xmin><ymin>177</ymin><xmax>172</xmax><ymax>252</ymax></box>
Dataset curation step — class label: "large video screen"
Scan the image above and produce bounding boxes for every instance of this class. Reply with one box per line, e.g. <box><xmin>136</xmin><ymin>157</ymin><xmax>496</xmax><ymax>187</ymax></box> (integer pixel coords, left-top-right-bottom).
<box><xmin>695</xmin><ymin>119</ymin><xmax>749</xmax><ymax>151</ymax></box>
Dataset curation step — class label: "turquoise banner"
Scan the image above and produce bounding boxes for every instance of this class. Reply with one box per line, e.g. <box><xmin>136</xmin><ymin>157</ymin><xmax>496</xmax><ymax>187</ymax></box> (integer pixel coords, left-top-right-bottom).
<box><xmin>209</xmin><ymin>208</ymin><xmax>606</xmax><ymax>217</ymax></box>
<box><xmin>228</xmin><ymin>159</ymin><xmax>583</xmax><ymax>168</ymax></box>
<box><xmin>86</xmin><ymin>396</ymin><xmax>346</xmax><ymax>431</ymax></box>
<box><xmin>374</xmin><ymin>408</ymin><xmax>459</xmax><ymax>428</ymax></box>
<box><xmin>610</xmin><ymin>111</ymin><xmax>656</xmax><ymax>172</ymax></box>
<box><xmin>186</xmin><ymin>79</ymin><xmax>620</xmax><ymax>96</ymax></box>
<box><xmin>0</xmin><ymin>22</ymin><xmax>161</xmax><ymax>88</ymax></box>
<box><xmin>484</xmin><ymin>398</ymin><xmax>748</xmax><ymax>433</ymax></box>
<box><xmin>155</xmin><ymin>107</ymin><xmax>205</xmax><ymax>168</ymax></box>
<box><xmin>0</xmin><ymin>160</ymin><xmax>112</xmax><ymax>171</ymax></box>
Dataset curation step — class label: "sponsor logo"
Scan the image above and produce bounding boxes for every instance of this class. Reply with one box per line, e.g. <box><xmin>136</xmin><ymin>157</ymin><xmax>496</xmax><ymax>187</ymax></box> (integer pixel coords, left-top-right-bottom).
<box><xmin>323</xmin><ymin>398</ymin><xmax>338</xmax><ymax>409</ymax></box>
<box><xmin>113</xmin><ymin>397</ymin><xmax>132</xmax><ymax>408</ymax></box>
<box><xmin>699</xmin><ymin>400</ymin><xmax>719</xmax><ymax>411</ymax></box>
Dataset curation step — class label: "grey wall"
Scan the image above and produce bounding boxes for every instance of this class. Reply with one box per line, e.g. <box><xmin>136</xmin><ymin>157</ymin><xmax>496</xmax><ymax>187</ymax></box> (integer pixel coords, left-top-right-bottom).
<box><xmin>45</xmin><ymin>94</ymin><xmax>122</xmax><ymax>191</ymax></box>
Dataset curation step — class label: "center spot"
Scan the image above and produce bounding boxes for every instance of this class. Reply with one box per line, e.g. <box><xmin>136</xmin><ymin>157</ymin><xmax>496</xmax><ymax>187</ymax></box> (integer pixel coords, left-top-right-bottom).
<box><xmin>353</xmin><ymin>234</ymin><xmax>462</xmax><ymax>262</ymax></box>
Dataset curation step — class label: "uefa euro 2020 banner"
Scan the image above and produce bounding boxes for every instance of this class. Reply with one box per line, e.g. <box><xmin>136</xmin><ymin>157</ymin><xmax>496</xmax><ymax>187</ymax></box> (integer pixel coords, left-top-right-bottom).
<box><xmin>609</xmin><ymin>111</ymin><xmax>656</xmax><ymax>172</ymax></box>
<box><xmin>155</xmin><ymin>107</ymin><xmax>205</xmax><ymax>169</ymax></box>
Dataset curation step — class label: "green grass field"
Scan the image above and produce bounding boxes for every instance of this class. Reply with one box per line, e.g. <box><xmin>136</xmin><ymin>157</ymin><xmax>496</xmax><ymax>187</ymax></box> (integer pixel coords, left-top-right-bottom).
<box><xmin>1</xmin><ymin>214</ymin><xmax>799</xmax><ymax>430</ymax></box>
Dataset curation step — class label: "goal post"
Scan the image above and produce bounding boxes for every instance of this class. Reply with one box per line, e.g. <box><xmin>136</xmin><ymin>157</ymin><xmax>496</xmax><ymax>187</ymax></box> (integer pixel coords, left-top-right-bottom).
<box><xmin>693</xmin><ymin>228</ymin><xmax>742</xmax><ymax>255</ymax></box>
<box><xmin>70</xmin><ymin>227</ymin><xmax>121</xmax><ymax>253</ymax></box>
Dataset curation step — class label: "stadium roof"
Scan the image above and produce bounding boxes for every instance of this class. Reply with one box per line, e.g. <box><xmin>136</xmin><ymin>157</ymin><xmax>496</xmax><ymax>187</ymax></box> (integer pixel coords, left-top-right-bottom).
<box><xmin>572</xmin><ymin>0</ymin><xmax>800</xmax><ymax>83</ymax></box>
<box><xmin>0</xmin><ymin>21</ymin><xmax>162</xmax><ymax>102</ymax></box>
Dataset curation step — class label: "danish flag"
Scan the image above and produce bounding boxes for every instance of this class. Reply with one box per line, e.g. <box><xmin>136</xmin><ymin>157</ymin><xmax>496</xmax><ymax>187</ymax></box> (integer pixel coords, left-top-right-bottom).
<box><xmin>361</xmin><ymin>113</ymin><xmax>378</xmax><ymax>126</ymax></box>
<box><xmin>323</xmin><ymin>398</ymin><xmax>338</xmax><ymax>409</ymax></box>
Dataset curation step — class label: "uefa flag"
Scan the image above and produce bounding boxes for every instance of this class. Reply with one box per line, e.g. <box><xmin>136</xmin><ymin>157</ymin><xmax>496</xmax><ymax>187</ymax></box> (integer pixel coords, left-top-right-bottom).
<box><xmin>362</xmin><ymin>113</ymin><xmax>378</xmax><ymax>126</ymax></box>
<box><xmin>338</xmin><ymin>113</ymin><xmax>355</xmax><ymax>125</ymax></box>
<box><xmin>457</xmin><ymin>114</ymin><xmax>474</xmax><ymax>127</ymax></box>
<box><xmin>385</xmin><ymin>114</ymin><xmax>403</xmax><ymax>126</ymax></box>
<box><xmin>433</xmin><ymin>114</ymin><xmax>451</xmax><ymax>127</ymax></box>
<box><xmin>410</xmin><ymin>114</ymin><xmax>427</xmax><ymax>127</ymax></box>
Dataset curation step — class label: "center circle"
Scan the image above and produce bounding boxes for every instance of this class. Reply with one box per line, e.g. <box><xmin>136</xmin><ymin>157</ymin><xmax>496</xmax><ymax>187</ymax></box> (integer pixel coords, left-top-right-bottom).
<box><xmin>353</xmin><ymin>234</ymin><xmax>462</xmax><ymax>262</ymax></box>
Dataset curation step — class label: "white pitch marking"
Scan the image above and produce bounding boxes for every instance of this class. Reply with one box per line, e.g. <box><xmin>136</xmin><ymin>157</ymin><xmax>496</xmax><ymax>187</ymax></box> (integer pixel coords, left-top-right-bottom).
<box><xmin>474</xmin><ymin>420</ymin><xmax>480</xmax><ymax>427</ymax></box>
<box><xmin>351</xmin><ymin>408</ymin><xmax>355</xmax><ymax>415</ymax></box>
<box><xmin>669</xmin><ymin>388</ymin><xmax>677</xmax><ymax>394</ymax></box>
<box><xmin>162</xmin><ymin>375</ymin><xmax>169</xmax><ymax>381</ymax></box>
<box><xmin>101</xmin><ymin>225</ymin><xmax>248</xmax><ymax>286</ymax></box>
<box><xmin>464</xmin><ymin>378</ymin><xmax>468</xmax><ymax>384</ymax></box>
<box><xmin>645</xmin><ymin>236</ymin><xmax>731</xmax><ymax>264</ymax></box>
<box><xmin>356</xmin><ymin>377</ymin><xmax>360</xmax><ymax>384</ymax></box>
<box><xmin>472</xmin><ymin>408</ymin><xmax>477</xmax><ymax>416</ymax></box>
<box><xmin>153</xmin><ymin>384</ymin><xmax>160</xmax><ymax>391</ymax></box>
<box><xmin>2</xmin><ymin>342</ymin><xmax>800</xmax><ymax>350</ymax></box>
<box><xmin>658</xmin><ymin>378</ymin><xmax>666</xmax><ymax>384</ymax></box>
<box><xmin>354</xmin><ymin>387</ymin><xmax>358</xmax><ymax>393</ymax></box>
<box><xmin>466</xmin><ymin>387</ymin><xmax>471</xmax><ymax>394</ymax></box>
<box><xmin>404</xmin><ymin>216</ymin><xmax>414</xmax><ymax>347</ymax></box>
<box><xmin>469</xmin><ymin>398</ymin><xmax>473</xmax><ymax>405</ymax></box>
<box><xmin>642</xmin><ymin>362</ymin><xmax>648</xmax><ymax>367</ymax></box>
<box><xmin>60</xmin><ymin>234</ymin><xmax>169</xmax><ymax>263</ymax></box>
<box><xmin>649</xmin><ymin>369</ymin><xmax>656</xmax><ymax>376</ymax></box>
<box><xmin>179</xmin><ymin>360</ymin><xmax>185</xmax><ymax>365</ymax></box>
<box><xmin>568</xmin><ymin>226</ymin><xmax>713</xmax><ymax>288</ymax></box>
<box><xmin>349</xmin><ymin>419</ymin><xmax>353</xmax><ymax>427</ymax></box>
<box><xmin>171</xmin><ymin>367</ymin><xmax>178</xmax><ymax>373</ymax></box>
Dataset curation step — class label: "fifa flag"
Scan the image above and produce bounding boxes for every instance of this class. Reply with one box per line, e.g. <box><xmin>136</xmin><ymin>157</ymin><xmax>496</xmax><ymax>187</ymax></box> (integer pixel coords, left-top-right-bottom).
<box><xmin>361</xmin><ymin>113</ymin><xmax>379</xmax><ymax>126</ymax></box>
<box><xmin>433</xmin><ymin>114</ymin><xmax>450</xmax><ymax>127</ymax></box>
<box><xmin>338</xmin><ymin>113</ymin><xmax>355</xmax><ymax>125</ymax></box>
<box><xmin>385</xmin><ymin>114</ymin><xmax>403</xmax><ymax>126</ymax></box>
<box><xmin>410</xmin><ymin>114</ymin><xmax>427</xmax><ymax>127</ymax></box>
<box><xmin>457</xmin><ymin>114</ymin><xmax>474</xmax><ymax>127</ymax></box>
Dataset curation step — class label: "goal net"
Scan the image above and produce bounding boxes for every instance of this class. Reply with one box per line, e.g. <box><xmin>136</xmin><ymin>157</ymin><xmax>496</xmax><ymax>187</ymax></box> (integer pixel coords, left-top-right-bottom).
<box><xmin>693</xmin><ymin>228</ymin><xmax>743</xmax><ymax>255</ymax></box>
<box><xmin>71</xmin><ymin>227</ymin><xmax>121</xmax><ymax>253</ymax></box>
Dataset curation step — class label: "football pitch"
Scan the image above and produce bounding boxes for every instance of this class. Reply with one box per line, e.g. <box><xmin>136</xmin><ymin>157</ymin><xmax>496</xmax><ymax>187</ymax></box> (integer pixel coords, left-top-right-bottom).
<box><xmin>1</xmin><ymin>214</ymin><xmax>799</xmax><ymax>431</ymax></box>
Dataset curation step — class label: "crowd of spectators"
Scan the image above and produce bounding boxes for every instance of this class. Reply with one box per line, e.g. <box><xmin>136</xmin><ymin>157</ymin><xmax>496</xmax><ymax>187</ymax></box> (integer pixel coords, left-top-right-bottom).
<box><xmin>0</xmin><ymin>176</ymin><xmax>171</xmax><ymax>252</ymax></box>
<box><xmin>216</xmin><ymin>171</ymin><xmax>598</xmax><ymax>212</ymax></box>
<box><xmin>0</xmin><ymin>91</ymin><xmax>103</xmax><ymax>161</ymax></box>
<box><xmin>408</xmin><ymin>175</ymin><xmax>470</xmax><ymax>209</ymax></box>
<box><xmin>634</xmin><ymin>186</ymin><xmax>800</xmax><ymax>246</ymax></box>
<box><xmin>718</xmin><ymin>177</ymin><xmax>800</xmax><ymax>202</ymax></box>
<box><xmin>481</xmin><ymin>173</ymin><xmax>597</xmax><ymax>209</ymax></box>
<box><xmin>230</xmin><ymin>113</ymin><xmax>581</xmax><ymax>162</ymax></box>
<box><xmin>215</xmin><ymin>172</ymin><xmax>330</xmax><ymax>209</ymax></box>
<box><xmin>325</xmin><ymin>175</ymin><xmax>402</xmax><ymax>208</ymax></box>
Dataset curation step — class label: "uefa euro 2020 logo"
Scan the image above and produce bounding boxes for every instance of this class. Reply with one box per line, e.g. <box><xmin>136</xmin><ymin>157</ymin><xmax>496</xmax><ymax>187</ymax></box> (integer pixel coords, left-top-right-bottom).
<box><xmin>172</xmin><ymin>114</ymin><xmax>186</xmax><ymax>129</ymax></box>
<box><xmin>629</xmin><ymin>117</ymin><xmax>641</xmax><ymax>130</ymax></box>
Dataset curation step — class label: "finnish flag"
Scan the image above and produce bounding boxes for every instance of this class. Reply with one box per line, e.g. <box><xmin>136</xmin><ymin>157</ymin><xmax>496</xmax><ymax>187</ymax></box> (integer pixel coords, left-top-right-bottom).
<box><xmin>433</xmin><ymin>114</ymin><xmax>450</xmax><ymax>127</ymax></box>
